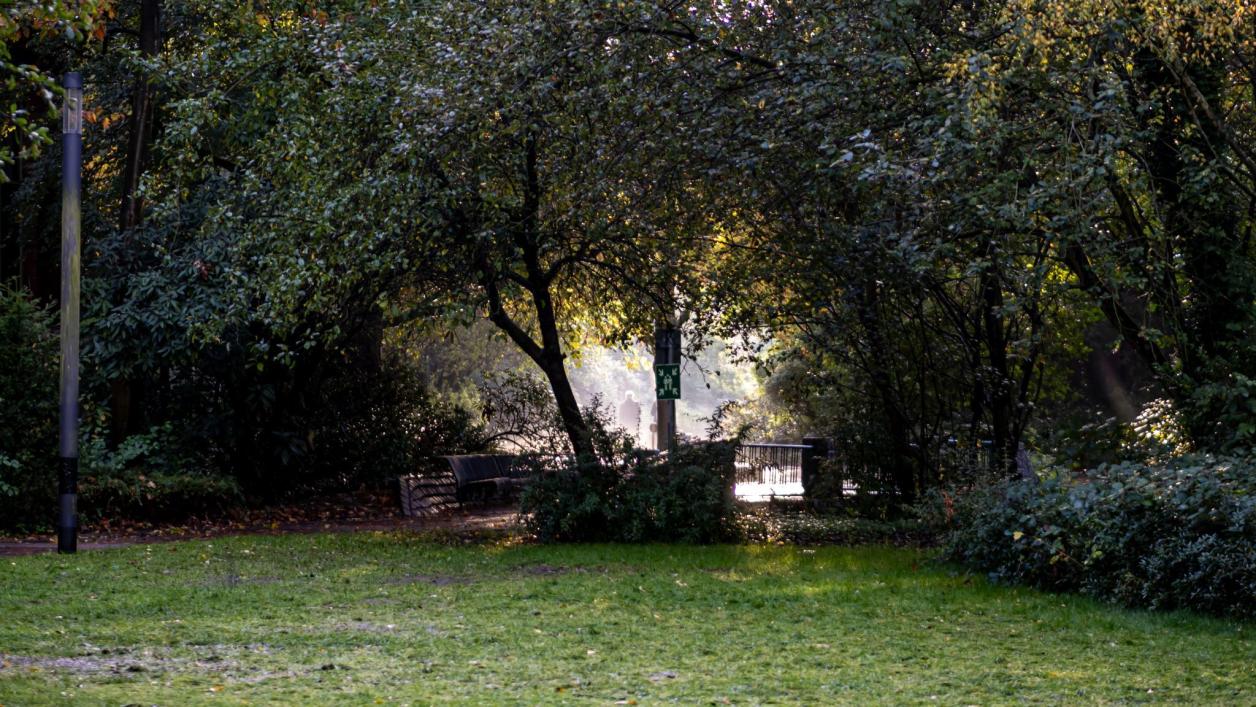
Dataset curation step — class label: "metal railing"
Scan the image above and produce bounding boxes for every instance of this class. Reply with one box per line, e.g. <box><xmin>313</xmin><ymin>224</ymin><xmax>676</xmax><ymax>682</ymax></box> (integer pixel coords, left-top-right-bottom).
<box><xmin>734</xmin><ymin>443</ymin><xmax>811</xmax><ymax>485</ymax></box>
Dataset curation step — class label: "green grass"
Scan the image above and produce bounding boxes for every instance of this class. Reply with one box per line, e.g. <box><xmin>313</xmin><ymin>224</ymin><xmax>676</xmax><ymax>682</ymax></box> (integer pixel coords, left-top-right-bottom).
<box><xmin>0</xmin><ymin>533</ymin><xmax>1252</xmax><ymax>705</ymax></box>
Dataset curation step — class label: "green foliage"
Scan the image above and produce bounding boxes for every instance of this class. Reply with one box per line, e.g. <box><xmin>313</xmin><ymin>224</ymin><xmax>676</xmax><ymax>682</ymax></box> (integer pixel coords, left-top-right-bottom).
<box><xmin>521</xmin><ymin>415</ymin><xmax>738</xmax><ymax>543</ymax></box>
<box><xmin>78</xmin><ymin>423</ymin><xmax>242</xmax><ymax>522</ymax></box>
<box><xmin>618</xmin><ymin>443</ymin><xmax>739</xmax><ymax>543</ymax></box>
<box><xmin>300</xmin><ymin>359</ymin><xmax>489</xmax><ymax>490</ymax></box>
<box><xmin>0</xmin><ymin>1</ymin><xmax>107</xmax><ymax>176</ymax></box>
<box><xmin>690</xmin><ymin>0</ymin><xmax>1256</xmax><ymax>477</ymax></box>
<box><xmin>734</xmin><ymin>506</ymin><xmax>931</xmax><ymax>546</ymax></box>
<box><xmin>80</xmin><ymin>183</ymin><xmax>488</xmax><ymax>500</ymax></box>
<box><xmin>139</xmin><ymin>0</ymin><xmax>737</xmax><ymax>459</ymax></box>
<box><xmin>0</xmin><ymin>287</ymin><xmax>58</xmax><ymax>526</ymax></box>
<box><xmin>944</xmin><ymin>455</ymin><xmax>1256</xmax><ymax>618</ymax></box>
<box><xmin>1184</xmin><ymin>372</ymin><xmax>1256</xmax><ymax>451</ymax></box>
<box><xmin>518</xmin><ymin>469</ymin><xmax>608</xmax><ymax>542</ymax></box>
<box><xmin>5</xmin><ymin>0</ymin><xmax>1254</xmax><ymax>528</ymax></box>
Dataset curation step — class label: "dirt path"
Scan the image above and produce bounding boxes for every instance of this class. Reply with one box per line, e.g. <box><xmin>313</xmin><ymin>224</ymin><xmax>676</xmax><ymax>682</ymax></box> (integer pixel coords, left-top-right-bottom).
<box><xmin>0</xmin><ymin>502</ymin><xmax>522</xmax><ymax>556</ymax></box>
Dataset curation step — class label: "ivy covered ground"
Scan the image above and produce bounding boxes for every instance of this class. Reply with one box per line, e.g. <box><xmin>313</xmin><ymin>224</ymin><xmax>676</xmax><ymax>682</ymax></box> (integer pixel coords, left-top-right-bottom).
<box><xmin>1</xmin><ymin>533</ymin><xmax>1252</xmax><ymax>705</ymax></box>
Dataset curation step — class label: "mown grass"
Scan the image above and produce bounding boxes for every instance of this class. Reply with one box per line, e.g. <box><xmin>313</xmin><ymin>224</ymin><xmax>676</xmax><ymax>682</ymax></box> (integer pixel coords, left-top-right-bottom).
<box><xmin>0</xmin><ymin>532</ymin><xmax>1252</xmax><ymax>705</ymax></box>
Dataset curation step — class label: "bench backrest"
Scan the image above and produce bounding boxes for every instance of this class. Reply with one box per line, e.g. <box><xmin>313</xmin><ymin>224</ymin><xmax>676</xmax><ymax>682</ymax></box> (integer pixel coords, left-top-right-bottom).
<box><xmin>442</xmin><ymin>454</ymin><xmax>526</xmax><ymax>485</ymax></box>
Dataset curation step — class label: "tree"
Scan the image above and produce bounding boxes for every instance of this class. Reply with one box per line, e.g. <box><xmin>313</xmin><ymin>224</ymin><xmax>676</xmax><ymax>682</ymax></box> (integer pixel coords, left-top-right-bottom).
<box><xmin>0</xmin><ymin>1</ymin><xmax>109</xmax><ymax>179</ymax></box>
<box><xmin>658</xmin><ymin>0</ymin><xmax>1256</xmax><ymax>489</ymax></box>
<box><xmin>152</xmin><ymin>1</ymin><xmax>723</xmax><ymax>460</ymax></box>
<box><xmin>108</xmin><ymin>0</ymin><xmax>162</xmax><ymax>443</ymax></box>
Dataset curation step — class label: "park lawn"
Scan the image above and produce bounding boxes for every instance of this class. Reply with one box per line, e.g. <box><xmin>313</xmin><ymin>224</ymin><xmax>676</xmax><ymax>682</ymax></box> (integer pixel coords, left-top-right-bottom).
<box><xmin>0</xmin><ymin>533</ymin><xmax>1252</xmax><ymax>705</ymax></box>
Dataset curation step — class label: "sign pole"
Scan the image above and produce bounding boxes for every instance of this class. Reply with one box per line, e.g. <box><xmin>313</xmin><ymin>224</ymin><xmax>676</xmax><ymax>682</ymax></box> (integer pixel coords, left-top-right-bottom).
<box><xmin>654</xmin><ymin>327</ymin><xmax>680</xmax><ymax>453</ymax></box>
<box><xmin>58</xmin><ymin>72</ymin><xmax>83</xmax><ymax>554</ymax></box>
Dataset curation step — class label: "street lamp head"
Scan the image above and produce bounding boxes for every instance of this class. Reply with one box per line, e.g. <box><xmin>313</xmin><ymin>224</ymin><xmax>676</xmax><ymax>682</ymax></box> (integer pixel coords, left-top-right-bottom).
<box><xmin>63</xmin><ymin>73</ymin><xmax>82</xmax><ymax>135</ymax></box>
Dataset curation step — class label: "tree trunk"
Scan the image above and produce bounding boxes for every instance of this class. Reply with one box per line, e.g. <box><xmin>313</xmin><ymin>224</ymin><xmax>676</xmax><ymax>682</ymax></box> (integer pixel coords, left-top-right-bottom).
<box><xmin>528</xmin><ymin>281</ymin><xmax>594</xmax><ymax>461</ymax></box>
<box><xmin>118</xmin><ymin>0</ymin><xmax>160</xmax><ymax>235</ymax></box>
<box><xmin>111</xmin><ymin>0</ymin><xmax>161</xmax><ymax>445</ymax></box>
<box><xmin>856</xmin><ymin>279</ymin><xmax>917</xmax><ymax>502</ymax></box>
<box><xmin>979</xmin><ymin>244</ymin><xmax>1016</xmax><ymax>477</ymax></box>
<box><xmin>481</xmin><ymin>273</ymin><xmax>595</xmax><ymax>462</ymax></box>
<box><xmin>538</xmin><ymin>354</ymin><xmax>594</xmax><ymax>461</ymax></box>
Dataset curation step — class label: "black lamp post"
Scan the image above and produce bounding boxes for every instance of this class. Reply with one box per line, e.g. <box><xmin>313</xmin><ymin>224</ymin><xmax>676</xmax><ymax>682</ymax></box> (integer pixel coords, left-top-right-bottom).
<box><xmin>58</xmin><ymin>72</ymin><xmax>82</xmax><ymax>554</ymax></box>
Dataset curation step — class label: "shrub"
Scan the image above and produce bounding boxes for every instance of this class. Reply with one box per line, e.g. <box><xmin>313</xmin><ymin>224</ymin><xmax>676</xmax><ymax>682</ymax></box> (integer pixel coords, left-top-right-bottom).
<box><xmin>302</xmin><ymin>360</ymin><xmax>488</xmax><ymax>491</ymax></box>
<box><xmin>79</xmin><ymin>424</ymin><xmax>243</xmax><ymax>522</ymax></box>
<box><xmin>943</xmin><ymin>453</ymin><xmax>1256</xmax><ymax>618</ymax></box>
<box><xmin>0</xmin><ymin>287</ymin><xmax>246</xmax><ymax>529</ymax></box>
<box><xmin>619</xmin><ymin>442</ymin><xmax>739</xmax><ymax>543</ymax></box>
<box><xmin>734</xmin><ymin>504</ymin><xmax>932</xmax><ymax>545</ymax></box>
<box><xmin>519</xmin><ymin>466</ymin><xmax>613</xmax><ymax>542</ymax></box>
<box><xmin>0</xmin><ymin>287</ymin><xmax>58</xmax><ymax>529</ymax></box>
<box><xmin>520</xmin><ymin>415</ymin><xmax>738</xmax><ymax>543</ymax></box>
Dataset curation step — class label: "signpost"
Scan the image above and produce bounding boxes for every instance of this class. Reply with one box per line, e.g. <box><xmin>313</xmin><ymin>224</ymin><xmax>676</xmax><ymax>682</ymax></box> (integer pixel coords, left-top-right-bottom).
<box><xmin>654</xmin><ymin>363</ymin><xmax>680</xmax><ymax>400</ymax></box>
<box><xmin>653</xmin><ymin>327</ymin><xmax>680</xmax><ymax>451</ymax></box>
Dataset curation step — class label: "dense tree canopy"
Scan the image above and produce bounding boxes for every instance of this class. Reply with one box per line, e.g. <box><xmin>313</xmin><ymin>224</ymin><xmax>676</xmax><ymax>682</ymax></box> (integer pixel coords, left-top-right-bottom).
<box><xmin>1</xmin><ymin>0</ymin><xmax>1254</xmax><ymax>514</ymax></box>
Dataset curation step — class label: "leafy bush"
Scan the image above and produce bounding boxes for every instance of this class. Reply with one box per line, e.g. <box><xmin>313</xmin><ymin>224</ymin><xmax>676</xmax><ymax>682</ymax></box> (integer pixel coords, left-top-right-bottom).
<box><xmin>0</xmin><ymin>287</ymin><xmax>58</xmax><ymax>528</ymax></box>
<box><xmin>519</xmin><ymin>465</ymin><xmax>611</xmax><ymax>541</ymax></box>
<box><xmin>302</xmin><ymin>359</ymin><xmax>488</xmax><ymax>491</ymax></box>
<box><xmin>520</xmin><ymin>414</ymin><xmax>738</xmax><ymax>543</ymax></box>
<box><xmin>734</xmin><ymin>505</ymin><xmax>932</xmax><ymax>545</ymax></box>
<box><xmin>79</xmin><ymin>424</ymin><xmax>243</xmax><ymax>522</ymax></box>
<box><xmin>619</xmin><ymin>442</ymin><xmax>739</xmax><ymax>543</ymax></box>
<box><xmin>944</xmin><ymin>453</ymin><xmax>1256</xmax><ymax>618</ymax></box>
<box><xmin>0</xmin><ymin>287</ymin><xmax>243</xmax><ymax>529</ymax></box>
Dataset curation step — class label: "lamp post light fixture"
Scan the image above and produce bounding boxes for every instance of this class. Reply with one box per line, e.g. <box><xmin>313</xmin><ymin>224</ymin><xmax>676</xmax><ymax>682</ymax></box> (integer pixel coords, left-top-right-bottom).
<box><xmin>58</xmin><ymin>72</ymin><xmax>82</xmax><ymax>554</ymax></box>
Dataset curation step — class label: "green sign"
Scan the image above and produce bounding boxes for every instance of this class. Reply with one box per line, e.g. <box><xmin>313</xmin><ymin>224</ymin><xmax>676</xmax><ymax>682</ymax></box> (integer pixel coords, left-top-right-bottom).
<box><xmin>654</xmin><ymin>363</ymin><xmax>681</xmax><ymax>400</ymax></box>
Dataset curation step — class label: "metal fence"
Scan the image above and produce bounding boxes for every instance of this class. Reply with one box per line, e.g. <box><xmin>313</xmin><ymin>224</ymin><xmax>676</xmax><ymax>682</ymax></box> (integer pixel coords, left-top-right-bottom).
<box><xmin>734</xmin><ymin>443</ymin><xmax>811</xmax><ymax>485</ymax></box>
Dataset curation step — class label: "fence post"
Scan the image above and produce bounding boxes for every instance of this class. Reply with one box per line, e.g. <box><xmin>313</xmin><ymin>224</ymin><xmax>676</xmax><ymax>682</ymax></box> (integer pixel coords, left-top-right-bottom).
<box><xmin>801</xmin><ymin>436</ymin><xmax>827</xmax><ymax>498</ymax></box>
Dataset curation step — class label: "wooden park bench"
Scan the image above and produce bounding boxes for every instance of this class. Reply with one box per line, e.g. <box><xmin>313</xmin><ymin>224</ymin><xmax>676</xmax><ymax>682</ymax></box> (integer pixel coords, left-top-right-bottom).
<box><xmin>397</xmin><ymin>454</ymin><xmax>531</xmax><ymax>517</ymax></box>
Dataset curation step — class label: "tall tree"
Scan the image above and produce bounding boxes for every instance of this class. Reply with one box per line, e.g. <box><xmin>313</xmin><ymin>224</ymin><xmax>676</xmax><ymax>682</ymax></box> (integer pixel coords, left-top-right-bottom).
<box><xmin>149</xmin><ymin>1</ymin><xmax>719</xmax><ymax>460</ymax></box>
<box><xmin>109</xmin><ymin>0</ymin><xmax>162</xmax><ymax>442</ymax></box>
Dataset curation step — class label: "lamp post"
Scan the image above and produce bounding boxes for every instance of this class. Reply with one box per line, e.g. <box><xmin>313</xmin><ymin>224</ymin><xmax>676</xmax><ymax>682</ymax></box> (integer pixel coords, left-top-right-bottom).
<box><xmin>58</xmin><ymin>72</ymin><xmax>82</xmax><ymax>554</ymax></box>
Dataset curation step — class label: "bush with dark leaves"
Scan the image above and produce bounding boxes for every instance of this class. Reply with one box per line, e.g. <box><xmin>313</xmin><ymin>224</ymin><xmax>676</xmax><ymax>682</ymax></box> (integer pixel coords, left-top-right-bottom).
<box><xmin>77</xmin><ymin>423</ymin><xmax>243</xmax><ymax>522</ymax></box>
<box><xmin>520</xmin><ymin>415</ymin><xmax>738</xmax><ymax>543</ymax></box>
<box><xmin>944</xmin><ymin>453</ymin><xmax>1256</xmax><ymax>618</ymax></box>
<box><xmin>0</xmin><ymin>287</ymin><xmax>58</xmax><ymax>529</ymax></box>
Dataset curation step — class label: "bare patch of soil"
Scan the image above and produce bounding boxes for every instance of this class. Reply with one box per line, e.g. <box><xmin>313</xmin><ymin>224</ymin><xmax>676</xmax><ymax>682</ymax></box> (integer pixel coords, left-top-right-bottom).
<box><xmin>0</xmin><ymin>644</ymin><xmax>303</xmax><ymax>684</ymax></box>
<box><xmin>338</xmin><ymin>621</ymin><xmax>399</xmax><ymax>633</ymax></box>
<box><xmin>0</xmin><ymin>653</ymin><xmax>153</xmax><ymax>675</ymax></box>
<box><xmin>385</xmin><ymin>573</ymin><xmax>470</xmax><ymax>586</ymax></box>
<box><xmin>520</xmin><ymin>563</ymin><xmax>574</xmax><ymax>576</ymax></box>
<box><xmin>202</xmin><ymin>574</ymin><xmax>282</xmax><ymax>588</ymax></box>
